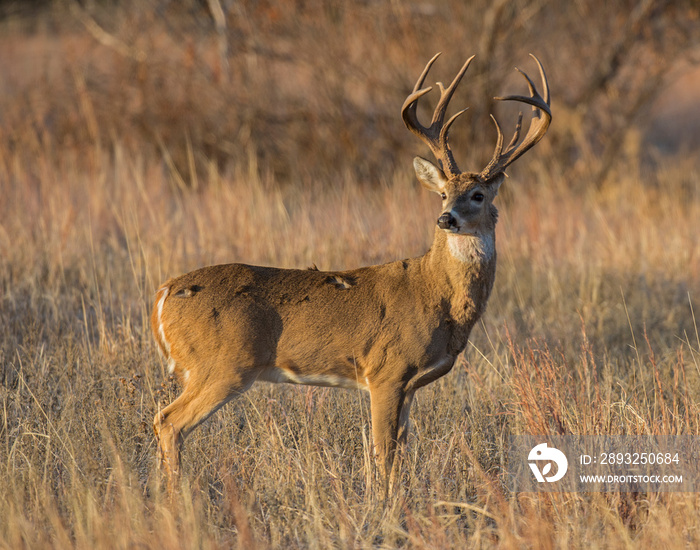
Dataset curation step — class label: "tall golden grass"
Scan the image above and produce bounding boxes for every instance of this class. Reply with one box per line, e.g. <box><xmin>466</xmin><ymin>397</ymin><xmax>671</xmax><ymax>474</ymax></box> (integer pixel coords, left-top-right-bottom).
<box><xmin>1</xmin><ymin>1</ymin><xmax>699</xmax><ymax>548</ymax></box>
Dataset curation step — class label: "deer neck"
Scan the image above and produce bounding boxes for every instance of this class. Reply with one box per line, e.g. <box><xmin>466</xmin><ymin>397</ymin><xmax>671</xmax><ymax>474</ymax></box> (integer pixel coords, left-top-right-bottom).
<box><xmin>421</xmin><ymin>227</ymin><xmax>497</xmax><ymax>327</ymax></box>
<box><xmin>425</xmin><ymin>226</ymin><xmax>496</xmax><ymax>270</ymax></box>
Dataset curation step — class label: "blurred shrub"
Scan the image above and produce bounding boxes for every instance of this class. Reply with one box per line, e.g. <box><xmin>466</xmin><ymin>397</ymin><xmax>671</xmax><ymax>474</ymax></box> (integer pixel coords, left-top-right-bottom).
<box><xmin>0</xmin><ymin>0</ymin><xmax>697</xmax><ymax>186</ymax></box>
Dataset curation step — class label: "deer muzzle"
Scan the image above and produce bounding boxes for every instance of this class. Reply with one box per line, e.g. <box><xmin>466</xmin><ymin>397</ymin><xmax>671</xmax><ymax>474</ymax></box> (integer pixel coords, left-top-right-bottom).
<box><xmin>437</xmin><ymin>212</ymin><xmax>457</xmax><ymax>230</ymax></box>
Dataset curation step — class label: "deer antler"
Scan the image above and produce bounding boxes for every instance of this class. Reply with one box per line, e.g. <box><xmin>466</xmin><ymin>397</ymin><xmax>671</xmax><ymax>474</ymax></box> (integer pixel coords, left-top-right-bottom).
<box><xmin>401</xmin><ymin>53</ymin><xmax>475</xmax><ymax>178</ymax></box>
<box><xmin>480</xmin><ymin>54</ymin><xmax>551</xmax><ymax>181</ymax></box>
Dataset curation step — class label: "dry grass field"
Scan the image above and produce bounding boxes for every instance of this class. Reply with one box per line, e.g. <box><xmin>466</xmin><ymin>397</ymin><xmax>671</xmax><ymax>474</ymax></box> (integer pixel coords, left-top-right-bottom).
<box><xmin>1</xmin><ymin>1</ymin><xmax>700</xmax><ymax>548</ymax></box>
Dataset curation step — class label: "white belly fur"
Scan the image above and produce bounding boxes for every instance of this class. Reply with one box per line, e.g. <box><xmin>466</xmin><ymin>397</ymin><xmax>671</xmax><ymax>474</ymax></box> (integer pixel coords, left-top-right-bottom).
<box><xmin>258</xmin><ymin>368</ymin><xmax>369</xmax><ymax>391</ymax></box>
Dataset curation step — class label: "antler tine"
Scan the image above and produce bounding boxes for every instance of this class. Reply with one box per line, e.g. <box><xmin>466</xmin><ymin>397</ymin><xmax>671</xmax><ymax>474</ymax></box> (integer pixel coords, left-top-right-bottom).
<box><xmin>413</xmin><ymin>52</ymin><xmax>442</xmax><ymax>93</ymax></box>
<box><xmin>402</xmin><ymin>54</ymin><xmax>475</xmax><ymax>177</ymax></box>
<box><xmin>483</xmin><ymin>114</ymin><xmax>505</xmax><ymax>175</ymax></box>
<box><xmin>441</xmin><ymin>107</ymin><xmax>469</xmax><ymax>145</ymax></box>
<box><xmin>480</xmin><ymin>54</ymin><xmax>551</xmax><ymax>181</ymax></box>
<box><xmin>432</xmin><ymin>55</ymin><xmax>474</xmax><ymax>126</ymax></box>
<box><xmin>505</xmin><ymin>111</ymin><xmax>524</xmax><ymax>151</ymax></box>
<box><xmin>401</xmin><ymin>53</ymin><xmax>442</xmax><ymax>137</ymax></box>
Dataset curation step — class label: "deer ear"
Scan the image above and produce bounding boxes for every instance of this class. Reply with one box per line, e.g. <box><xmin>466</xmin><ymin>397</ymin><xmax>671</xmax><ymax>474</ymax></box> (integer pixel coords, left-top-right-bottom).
<box><xmin>413</xmin><ymin>157</ymin><xmax>447</xmax><ymax>193</ymax></box>
<box><xmin>489</xmin><ymin>173</ymin><xmax>505</xmax><ymax>194</ymax></box>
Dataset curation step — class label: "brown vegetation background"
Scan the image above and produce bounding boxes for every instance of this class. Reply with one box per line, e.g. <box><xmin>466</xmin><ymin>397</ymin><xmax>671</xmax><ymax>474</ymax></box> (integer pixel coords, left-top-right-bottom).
<box><xmin>1</xmin><ymin>0</ymin><xmax>700</xmax><ymax>547</ymax></box>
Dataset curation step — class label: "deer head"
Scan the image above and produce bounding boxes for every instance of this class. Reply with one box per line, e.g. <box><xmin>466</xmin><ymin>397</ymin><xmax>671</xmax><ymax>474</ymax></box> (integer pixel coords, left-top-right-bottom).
<box><xmin>401</xmin><ymin>53</ymin><xmax>551</xmax><ymax>237</ymax></box>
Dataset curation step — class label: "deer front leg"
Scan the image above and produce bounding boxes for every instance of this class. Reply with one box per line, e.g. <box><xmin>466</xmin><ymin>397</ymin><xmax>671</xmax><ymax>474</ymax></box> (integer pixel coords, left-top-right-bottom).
<box><xmin>396</xmin><ymin>390</ymin><xmax>414</xmax><ymax>451</ymax></box>
<box><xmin>369</xmin><ymin>384</ymin><xmax>409</xmax><ymax>496</ymax></box>
<box><xmin>392</xmin><ymin>390</ymin><xmax>415</xmax><ymax>492</ymax></box>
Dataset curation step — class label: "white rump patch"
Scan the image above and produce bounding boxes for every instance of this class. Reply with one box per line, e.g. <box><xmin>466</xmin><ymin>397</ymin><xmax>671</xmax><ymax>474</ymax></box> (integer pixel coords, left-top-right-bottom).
<box><xmin>447</xmin><ymin>232</ymin><xmax>495</xmax><ymax>263</ymax></box>
<box><xmin>155</xmin><ymin>286</ymin><xmax>173</xmax><ymax>371</ymax></box>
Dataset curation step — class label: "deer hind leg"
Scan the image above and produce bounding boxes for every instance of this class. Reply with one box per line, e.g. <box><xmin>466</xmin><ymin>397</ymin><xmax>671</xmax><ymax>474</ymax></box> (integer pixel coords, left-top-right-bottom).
<box><xmin>153</xmin><ymin>393</ymin><xmax>187</xmax><ymax>493</ymax></box>
<box><xmin>153</xmin><ymin>371</ymin><xmax>255</xmax><ymax>494</ymax></box>
<box><xmin>369</xmin><ymin>384</ymin><xmax>409</xmax><ymax>496</ymax></box>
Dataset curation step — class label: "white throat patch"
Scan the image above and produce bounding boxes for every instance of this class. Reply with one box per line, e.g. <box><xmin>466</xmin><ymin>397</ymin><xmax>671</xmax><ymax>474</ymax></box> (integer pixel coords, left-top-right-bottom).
<box><xmin>446</xmin><ymin>232</ymin><xmax>495</xmax><ymax>263</ymax></box>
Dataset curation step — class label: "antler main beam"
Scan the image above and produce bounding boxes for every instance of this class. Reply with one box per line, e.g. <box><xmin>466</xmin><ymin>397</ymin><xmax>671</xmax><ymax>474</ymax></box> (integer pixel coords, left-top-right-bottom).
<box><xmin>480</xmin><ymin>54</ymin><xmax>551</xmax><ymax>180</ymax></box>
<box><xmin>401</xmin><ymin>53</ymin><xmax>475</xmax><ymax>178</ymax></box>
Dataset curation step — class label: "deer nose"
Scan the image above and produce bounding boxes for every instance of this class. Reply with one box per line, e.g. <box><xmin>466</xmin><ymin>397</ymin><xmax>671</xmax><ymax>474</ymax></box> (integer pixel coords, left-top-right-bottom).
<box><xmin>437</xmin><ymin>212</ymin><xmax>456</xmax><ymax>230</ymax></box>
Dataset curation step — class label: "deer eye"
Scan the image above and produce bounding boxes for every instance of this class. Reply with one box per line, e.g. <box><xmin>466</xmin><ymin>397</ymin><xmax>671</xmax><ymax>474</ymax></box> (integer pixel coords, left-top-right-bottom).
<box><xmin>472</xmin><ymin>192</ymin><xmax>484</xmax><ymax>203</ymax></box>
<box><xmin>440</xmin><ymin>192</ymin><xmax>447</xmax><ymax>200</ymax></box>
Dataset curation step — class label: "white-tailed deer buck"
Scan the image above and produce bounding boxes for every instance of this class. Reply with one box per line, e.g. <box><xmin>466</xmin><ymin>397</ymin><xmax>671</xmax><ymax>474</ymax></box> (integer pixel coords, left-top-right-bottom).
<box><xmin>152</xmin><ymin>53</ymin><xmax>551</xmax><ymax>493</ymax></box>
